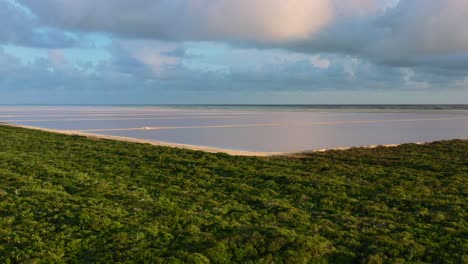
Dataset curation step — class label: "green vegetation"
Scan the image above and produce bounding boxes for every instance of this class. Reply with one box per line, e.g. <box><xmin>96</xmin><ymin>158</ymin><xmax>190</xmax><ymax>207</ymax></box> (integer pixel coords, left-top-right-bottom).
<box><xmin>0</xmin><ymin>125</ymin><xmax>466</xmax><ymax>263</ymax></box>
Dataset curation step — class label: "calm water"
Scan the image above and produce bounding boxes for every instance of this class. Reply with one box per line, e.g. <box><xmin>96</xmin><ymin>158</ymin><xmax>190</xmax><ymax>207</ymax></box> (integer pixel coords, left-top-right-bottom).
<box><xmin>1</xmin><ymin>105</ymin><xmax>467</xmax><ymax>152</ymax></box>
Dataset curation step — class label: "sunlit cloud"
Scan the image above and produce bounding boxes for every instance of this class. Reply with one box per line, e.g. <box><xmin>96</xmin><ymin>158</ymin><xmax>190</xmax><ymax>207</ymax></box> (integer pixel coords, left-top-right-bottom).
<box><xmin>0</xmin><ymin>0</ymin><xmax>466</xmax><ymax>103</ymax></box>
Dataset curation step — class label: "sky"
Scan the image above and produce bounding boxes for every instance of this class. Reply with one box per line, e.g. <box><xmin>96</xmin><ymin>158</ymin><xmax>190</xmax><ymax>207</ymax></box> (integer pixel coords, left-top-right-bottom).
<box><xmin>0</xmin><ymin>0</ymin><xmax>467</xmax><ymax>104</ymax></box>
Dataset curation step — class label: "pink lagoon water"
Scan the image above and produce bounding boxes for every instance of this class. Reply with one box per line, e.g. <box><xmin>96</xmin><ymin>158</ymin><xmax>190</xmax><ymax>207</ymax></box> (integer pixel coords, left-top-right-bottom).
<box><xmin>1</xmin><ymin>105</ymin><xmax>467</xmax><ymax>152</ymax></box>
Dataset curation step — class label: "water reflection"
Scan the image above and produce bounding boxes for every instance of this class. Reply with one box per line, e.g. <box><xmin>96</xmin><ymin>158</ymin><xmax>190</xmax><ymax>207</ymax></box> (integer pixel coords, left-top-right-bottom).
<box><xmin>1</xmin><ymin>106</ymin><xmax>467</xmax><ymax>152</ymax></box>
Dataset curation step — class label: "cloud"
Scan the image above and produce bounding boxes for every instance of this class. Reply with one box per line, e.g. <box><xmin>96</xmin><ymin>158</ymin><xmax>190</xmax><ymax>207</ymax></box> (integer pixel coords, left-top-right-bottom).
<box><xmin>291</xmin><ymin>0</ymin><xmax>468</xmax><ymax>69</ymax></box>
<box><xmin>0</xmin><ymin>0</ymin><xmax>77</xmax><ymax>47</ymax></box>
<box><xmin>1</xmin><ymin>40</ymin><xmax>467</xmax><ymax>105</ymax></box>
<box><xmin>1</xmin><ymin>0</ymin><xmax>467</xmax><ymax>103</ymax></box>
<box><xmin>18</xmin><ymin>0</ymin><xmax>384</xmax><ymax>43</ymax></box>
<box><xmin>18</xmin><ymin>0</ymin><xmax>468</xmax><ymax>71</ymax></box>
<box><xmin>310</xmin><ymin>56</ymin><xmax>331</xmax><ymax>69</ymax></box>
<box><xmin>375</xmin><ymin>0</ymin><xmax>468</xmax><ymax>57</ymax></box>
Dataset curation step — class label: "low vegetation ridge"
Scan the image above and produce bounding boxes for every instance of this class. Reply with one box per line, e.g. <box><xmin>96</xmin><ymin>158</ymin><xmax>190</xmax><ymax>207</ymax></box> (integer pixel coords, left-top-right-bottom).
<box><xmin>0</xmin><ymin>125</ymin><xmax>466</xmax><ymax>263</ymax></box>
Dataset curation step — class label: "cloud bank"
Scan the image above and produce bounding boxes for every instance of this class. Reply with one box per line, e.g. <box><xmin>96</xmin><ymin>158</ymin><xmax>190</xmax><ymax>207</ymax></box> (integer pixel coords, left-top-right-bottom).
<box><xmin>19</xmin><ymin>0</ymin><xmax>380</xmax><ymax>43</ymax></box>
<box><xmin>0</xmin><ymin>0</ymin><xmax>466</xmax><ymax>103</ymax></box>
<box><xmin>0</xmin><ymin>0</ymin><xmax>77</xmax><ymax>47</ymax></box>
<box><xmin>18</xmin><ymin>0</ymin><xmax>468</xmax><ymax>67</ymax></box>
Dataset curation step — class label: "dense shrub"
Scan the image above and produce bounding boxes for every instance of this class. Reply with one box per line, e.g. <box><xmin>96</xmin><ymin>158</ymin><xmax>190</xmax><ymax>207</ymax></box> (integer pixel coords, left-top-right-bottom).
<box><xmin>0</xmin><ymin>125</ymin><xmax>466</xmax><ymax>263</ymax></box>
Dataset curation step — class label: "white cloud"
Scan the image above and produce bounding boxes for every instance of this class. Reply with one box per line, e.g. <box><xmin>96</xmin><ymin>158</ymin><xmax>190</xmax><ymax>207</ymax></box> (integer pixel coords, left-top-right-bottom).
<box><xmin>118</xmin><ymin>40</ymin><xmax>182</xmax><ymax>78</ymax></box>
<box><xmin>191</xmin><ymin>0</ymin><xmax>335</xmax><ymax>42</ymax></box>
<box><xmin>310</xmin><ymin>56</ymin><xmax>331</xmax><ymax>69</ymax></box>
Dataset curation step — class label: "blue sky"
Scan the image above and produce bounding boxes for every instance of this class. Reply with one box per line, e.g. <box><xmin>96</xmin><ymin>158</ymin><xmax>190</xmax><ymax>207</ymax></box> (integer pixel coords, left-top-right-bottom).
<box><xmin>1</xmin><ymin>0</ymin><xmax>467</xmax><ymax>104</ymax></box>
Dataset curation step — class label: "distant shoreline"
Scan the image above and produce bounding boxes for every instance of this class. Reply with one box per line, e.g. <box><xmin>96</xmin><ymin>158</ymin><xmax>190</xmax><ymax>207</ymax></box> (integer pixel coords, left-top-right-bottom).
<box><xmin>1</xmin><ymin>105</ymin><xmax>467</xmax><ymax>116</ymax></box>
<box><xmin>0</xmin><ymin>122</ymin><xmax>447</xmax><ymax>157</ymax></box>
<box><xmin>1</xmin><ymin>104</ymin><xmax>468</xmax><ymax>110</ymax></box>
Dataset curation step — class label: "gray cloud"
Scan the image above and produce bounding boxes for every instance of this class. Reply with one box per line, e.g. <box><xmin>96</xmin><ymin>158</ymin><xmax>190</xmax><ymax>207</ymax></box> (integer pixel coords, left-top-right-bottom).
<box><xmin>19</xmin><ymin>0</ymin><xmax>336</xmax><ymax>42</ymax></box>
<box><xmin>291</xmin><ymin>0</ymin><xmax>468</xmax><ymax>70</ymax></box>
<box><xmin>17</xmin><ymin>0</ymin><xmax>468</xmax><ymax>71</ymax></box>
<box><xmin>374</xmin><ymin>0</ymin><xmax>468</xmax><ymax>57</ymax></box>
<box><xmin>1</xmin><ymin>42</ymin><xmax>463</xmax><ymax>96</ymax></box>
<box><xmin>19</xmin><ymin>0</ymin><xmax>386</xmax><ymax>43</ymax></box>
<box><xmin>1</xmin><ymin>39</ymin><xmax>467</xmax><ymax>105</ymax></box>
<box><xmin>0</xmin><ymin>0</ymin><xmax>77</xmax><ymax>47</ymax></box>
<box><xmin>1</xmin><ymin>0</ymin><xmax>467</xmax><ymax>103</ymax></box>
